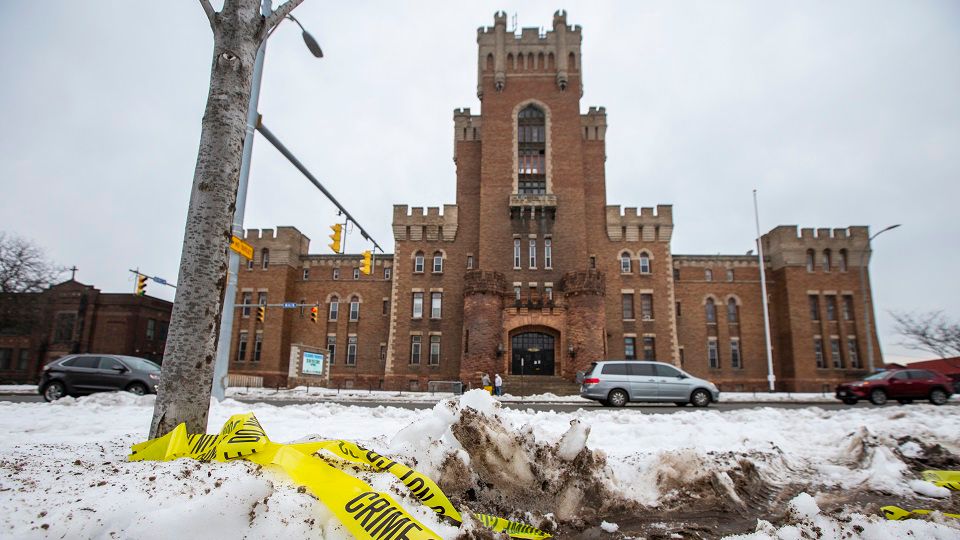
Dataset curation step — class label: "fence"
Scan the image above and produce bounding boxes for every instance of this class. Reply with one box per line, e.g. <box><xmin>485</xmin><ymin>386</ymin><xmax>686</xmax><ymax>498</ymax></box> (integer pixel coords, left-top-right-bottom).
<box><xmin>427</xmin><ymin>380</ymin><xmax>463</xmax><ymax>395</ymax></box>
<box><xmin>228</xmin><ymin>374</ymin><xmax>264</xmax><ymax>389</ymax></box>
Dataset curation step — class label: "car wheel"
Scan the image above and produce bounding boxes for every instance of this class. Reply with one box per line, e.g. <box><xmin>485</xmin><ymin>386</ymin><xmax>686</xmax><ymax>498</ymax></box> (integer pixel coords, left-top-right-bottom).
<box><xmin>126</xmin><ymin>382</ymin><xmax>148</xmax><ymax>396</ymax></box>
<box><xmin>674</xmin><ymin>402</ymin><xmax>688</xmax><ymax>407</ymax></box>
<box><xmin>43</xmin><ymin>381</ymin><xmax>66</xmax><ymax>402</ymax></box>
<box><xmin>691</xmin><ymin>389</ymin><xmax>711</xmax><ymax>407</ymax></box>
<box><xmin>869</xmin><ymin>389</ymin><xmax>887</xmax><ymax>406</ymax></box>
<box><xmin>842</xmin><ymin>398</ymin><xmax>857</xmax><ymax>405</ymax></box>
<box><xmin>929</xmin><ymin>389</ymin><xmax>948</xmax><ymax>406</ymax></box>
<box><xmin>607</xmin><ymin>389</ymin><xmax>628</xmax><ymax>407</ymax></box>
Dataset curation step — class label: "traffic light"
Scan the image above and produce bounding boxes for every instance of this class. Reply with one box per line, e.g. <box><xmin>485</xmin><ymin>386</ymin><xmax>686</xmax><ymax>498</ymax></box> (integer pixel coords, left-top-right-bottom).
<box><xmin>328</xmin><ymin>223</ymin><xmax>343</xmax><ymax>253</ymax></box>
<box><xmin>310</xmin><ymin>305</ymin><xmax>319</xmax><ymax>323</ymax></box>
<box><xmin>256</xmin><ymin>305</ymin><xmax>265</xmax><ymax>323</ymax></box>
<box><xmin>360</xmin><ymin>250</ymin><xmax>372</xmax><ymax>275</ymax></box>
<box><xmin>136</xmin><ymin>274</ymin><xmax>148</xmax><ymax>296</ymax></box>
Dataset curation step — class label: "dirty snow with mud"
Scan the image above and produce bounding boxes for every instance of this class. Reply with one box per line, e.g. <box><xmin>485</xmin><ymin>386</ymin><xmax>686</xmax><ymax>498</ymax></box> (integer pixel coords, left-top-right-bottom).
<box><xmin>0</xmin><ymin>390</ymin><xmax>958</xmax><ymax>539</ymax></box>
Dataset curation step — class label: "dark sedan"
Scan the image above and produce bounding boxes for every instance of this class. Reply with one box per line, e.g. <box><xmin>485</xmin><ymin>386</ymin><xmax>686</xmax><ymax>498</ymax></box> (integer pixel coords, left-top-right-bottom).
<box><xmin>835</xmin><ymin>369</ymin><xmax>954</xmax><ymax>406</ymax></box>
<box><xmin>39</xmin><ymin>354</ymin><xmax>161</xmax><ymax>402</ymax></box>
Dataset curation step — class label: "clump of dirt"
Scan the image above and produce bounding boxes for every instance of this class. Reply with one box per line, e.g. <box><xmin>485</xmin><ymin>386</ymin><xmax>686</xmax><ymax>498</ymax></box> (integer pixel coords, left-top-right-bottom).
<box><xmin>896</xmin><ymin>435</ymin><xmax>960</xmax><ymax>473</ymax></box>
<box><xmin>439</xmin><ymin>409</ymin><xmax>639</xmax><ymax>532</ymax></box>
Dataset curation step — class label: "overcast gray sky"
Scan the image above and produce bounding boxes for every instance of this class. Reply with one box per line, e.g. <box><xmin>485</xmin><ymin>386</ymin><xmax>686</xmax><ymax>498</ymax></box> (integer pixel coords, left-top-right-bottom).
<box><xmin>1</xmin><ymin>1</ymin><xmax>958</xmax><ymax>364</ymax></box>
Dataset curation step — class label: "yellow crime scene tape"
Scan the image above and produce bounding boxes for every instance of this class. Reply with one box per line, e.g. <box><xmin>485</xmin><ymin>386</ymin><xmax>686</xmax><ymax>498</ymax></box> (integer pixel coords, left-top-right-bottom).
<box><xmin>881</xmin><ymin>506</ymin><xmax>960</xmax><ymax>521</ymax></box>
<box><xmin>129</xmin><ymin>413</ymin><xmax>551</xmax><ymax>540</ymax></box>
<box><xmin>923</xmin><ymin>470</ymin><xmax>960</xmax><ymax>491</ymax></box>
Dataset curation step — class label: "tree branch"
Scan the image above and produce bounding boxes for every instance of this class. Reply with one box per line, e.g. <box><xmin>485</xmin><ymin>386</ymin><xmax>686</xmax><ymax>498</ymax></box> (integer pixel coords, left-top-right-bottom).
<box><xmin>264</xmin><ymin>0</ymin><xmax>306</xmax><ymax>36</ymax></box>
<box><xmin>199</xmin><ymin>0</ymin><xmax>217</xmax><ymax>27</ymax></box>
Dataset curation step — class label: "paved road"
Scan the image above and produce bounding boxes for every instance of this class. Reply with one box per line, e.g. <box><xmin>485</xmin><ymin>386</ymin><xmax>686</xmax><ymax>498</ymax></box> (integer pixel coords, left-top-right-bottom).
<box><xmin>3</xmin><ymin>394</ymin><xmax>954</xmax><ymax>413</ymax></box>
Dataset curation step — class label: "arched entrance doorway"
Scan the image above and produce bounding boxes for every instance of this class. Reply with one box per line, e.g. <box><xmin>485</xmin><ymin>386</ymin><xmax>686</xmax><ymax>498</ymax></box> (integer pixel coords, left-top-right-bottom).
<box><xmin>511</xmin><ymin>332</ymin><xmax>555</xmax><ymax>376</ymax></box>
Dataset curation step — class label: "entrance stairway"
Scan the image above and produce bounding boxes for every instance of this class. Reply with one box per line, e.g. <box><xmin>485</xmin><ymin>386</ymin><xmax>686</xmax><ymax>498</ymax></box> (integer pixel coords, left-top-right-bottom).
<box><xmin>502</xmin><ymin>375</ymin><xmax>580</xmax><ymax>397</ymax></box>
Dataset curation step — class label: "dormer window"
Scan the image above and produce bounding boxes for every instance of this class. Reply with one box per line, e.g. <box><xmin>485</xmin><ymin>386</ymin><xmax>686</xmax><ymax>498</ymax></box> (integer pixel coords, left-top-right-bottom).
<box><xmin>517</xmin><ymin>105</ymin><xmax>546</xmax><ymax>195</ymax></box>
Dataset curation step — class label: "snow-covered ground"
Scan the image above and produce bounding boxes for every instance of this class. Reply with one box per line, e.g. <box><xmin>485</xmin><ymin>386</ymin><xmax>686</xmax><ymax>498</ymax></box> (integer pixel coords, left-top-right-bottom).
<box><xmin>1</xmin><ymin>390</ymin><xmax>959</xmax><ymax>539</ymax></box>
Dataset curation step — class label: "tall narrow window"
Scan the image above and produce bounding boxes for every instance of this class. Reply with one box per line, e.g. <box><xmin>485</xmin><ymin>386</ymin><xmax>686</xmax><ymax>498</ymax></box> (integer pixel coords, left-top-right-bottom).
<box><xmin>730</xmin><ymin>340</ymin><xmax>742</xmax><ymax>368</ymax></box>
<box><xmin>384</xmin><ymin>267</ymin><xmax>392</xmax><ymax>280</ymax></box>
<box><xmin>431</xmin><ymin>292</ymin><xmax>442</xmax><ymax>319</ymax></box>
<box><xmin>328</xmin><ymin>296</ymin><xmax>339</xmax><ymax>321</ymax></box>
<box><xmin>622</xmin><ymin>294</ymin><xmax>634</xmax><ymax>320</ymax></box>
<box><xmin>842</xmin><ymin>295</ymin><xmax>854</xmax><ymax>321</ymax></box>
<box><xmin>333</xmin><ymin>267</ymin><xmax>340</xmax><ymax>280</ymax></box>
<box><xmin>414</xmin><ymin>252</ymin><xmax>424</xmax><ymax>273</ymax></box>
<box><xmin>726</xmin><ymin>269</ymin><xmax>734</xmax><ymax>282</ymax></box>
<box><xmin>347</xmin><ymin>336</ymin><xmax>357</xmax><ymax>365</ymax></box>
<box><xmin>517</xmin><ymin>105</ymin><xmax>546</xmax><ymax>194</ymax></box>
<box><xmin>806</xmin><ymin>249</ymin><xmax>815</xmax><ymax>273</ymax></box>
<box><xmin>353</xmin><ymin>268</ymin><xmax>360</xmax><ymax>280</ymax></box>
<box><xmin>544</xmin><ymin>239</ymin><xmax>552</xmax><ymax>269</ymax></box>
<box><xmin>624</xmin><ymin>337</ymin><xmax>636</xmax><ymax>360</ymax></box>
<box><xmin>545</xmin><ymin>286</ymin><xmax>553</xmax><ymax>302</ymax></box>
<box><xmin>327</xmin><ymin>336</ymin><xmax>336</xmax><ymax>364</ymax></box>
<box><xmin>529</xmin><ymin>239</ymin><xmax>537</xmax><ymax>268</ymax></box>
<box><xmin>839</xmin><ymin>249</ymin><xmax>848</xmax><ymax>272</ymax></box>
<box><xmin>410</xmin><ymin>336</ymin><xmax>421</xmax><ymax>365</ymax></box>
<box><xmin>241</xmin><ymin>292</ymin><xmax>252</xmax><ymax>317</ymax></box>
<box><xmin>303</xmin><ymin>268</ymin><xmax>310</xmax><ymax>280</ymax></box>
<box><xmin>830</xmin><ymin>337</ymin><xmax>842</xmax><ymax>368</ymax></box>
<box><xmin>513</xmin><ymin>239</ymin><xmax>521</xmax><ymax>269</ymax></box>
<box><xmin>237</xmin><ymin>331</ymin><xmax>248</xmax><ymax>362</ymax></box>
<box><xmin>253</xmin><ymin>333</ymin><xmax>263</xmax><ymax>362</ymax></box>
<box><xmin>261</xmin><ymin>248</ymin><xmax>269</xmax><ymax>269</ymax></box>
<box><xmin>412</xmin><ymin>292</ymin><xmax>423</xmax><ymax>319</ymax></box>
<box><xmin>814</xmin><ymin>337</ymin><xmax>824</xmax><ymax>368</ymax></box>
<box><xmin>727</xmin><ymin>298</ymin><xmax>739</xmax><ymax>323</ymax></box>
<box><xmin>847</xmin><ymin>338</ymin><xmax>860</xmax><ymax>368</ymax></box>
<box><xmin>705</xmin><ymin>269</ymin><xmax>713</xmax><ymax>281</ymax></box>
<box><xmin>466</xmin><ymin>256</ymin><xmax>474</xmax><ymax>269</ymax></box>
<box><xmin>349</xmin><ymin>296</ymin><xmax>360</xmax><ymax>321</ymax></box>
<box><xmin>382</xmin><ymin>299</ymin><xmax>389</xmax><ymax>316</ymax></box>
<box><xmin>620</xmin><ymin>253</ymin><xmax>631</xmax><ymax>273</ymax></box>
<box><xmin>640</xmin><ymin>294</ymin><xmax>653</xmax><ymax>320</ymax></box>
<box><xmin>708</xmin><ymin>339</ymin><xmax>719</xmax><ymax>368</ymax></box>
<box><xmin>429</xmin><ymin>335</ymin><xmax>441</xmax><ymax>365</ymax></box>
<box><xmin>433</xmin><ymin>252</ymin><xmax>443</xmax><ymax>273</ymax></box>
<box><xmin>822</xmin><ymin>249</ymin><xmax>832</xmax><ymax>272</ymax></box>
<box><xmin>826</xmin><ymin>295</ymin><xmax>837</xmax><ymax>321</ymax></box>
<box><xmin>380</xmin><ymin>344</ymin><xmax>387</xmax><ymax>364</ymax></box>
<box><xmin>643</xmin><ymin>336</ymin><xmax>656</xmax><ymax>360</ymax></box>
<box><xmin>638</xmin><ymin>253</ymin><xmax>651</xmax><ymax>274</ymax></box>
<box><xmin>514</xmin><ymin>286</ymin><xmax>521</xmax><ymax>301</ymax></box>
<box><xmin>809</xmin><ymin>295</ymin><xmax>820</xmax><ymax>321</ymax></box>
<box><xmin>705</xmin><ymin>298</ymin><xmax>716</xmax><ymax>323</ymax></box>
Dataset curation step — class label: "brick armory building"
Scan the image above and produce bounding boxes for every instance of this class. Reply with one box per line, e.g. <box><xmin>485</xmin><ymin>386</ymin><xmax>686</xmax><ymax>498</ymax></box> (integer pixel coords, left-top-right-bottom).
<box><xmin>227</xmin><ymin>11</ymin><xmax>882</xmax><ymax>393</ymax></box>
<box><xmin>0</xmin><ymin>279</ymin><xmax>172</xmax><ymax>384</ymax></box>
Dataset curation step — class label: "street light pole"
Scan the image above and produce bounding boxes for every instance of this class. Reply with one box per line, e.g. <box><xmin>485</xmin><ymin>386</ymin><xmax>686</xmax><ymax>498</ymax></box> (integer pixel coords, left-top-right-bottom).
<box><xmin>211</xmin><ymin>1</ymin><xmax>322</xmax><ymax>400</ymax></box>
<box><xmin>860</xmin><ymin>224</ymin><xmax>901</xmax><ymax>373</ymax></box>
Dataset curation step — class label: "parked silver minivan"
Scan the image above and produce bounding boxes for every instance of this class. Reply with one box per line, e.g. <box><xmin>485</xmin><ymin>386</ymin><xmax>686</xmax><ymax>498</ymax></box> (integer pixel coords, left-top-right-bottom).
<box><xmin>580</xmin><ymin>360</ymin><xmax>720</xmax><ymax>407</ymax></box>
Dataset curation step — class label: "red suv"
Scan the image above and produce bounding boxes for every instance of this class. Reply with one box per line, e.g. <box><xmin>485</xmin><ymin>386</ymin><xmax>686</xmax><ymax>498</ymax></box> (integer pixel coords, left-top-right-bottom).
<box><xmin>835</xmin><ymin>369</ymin><xmax>954</xmax><ymax>406</ymax></box>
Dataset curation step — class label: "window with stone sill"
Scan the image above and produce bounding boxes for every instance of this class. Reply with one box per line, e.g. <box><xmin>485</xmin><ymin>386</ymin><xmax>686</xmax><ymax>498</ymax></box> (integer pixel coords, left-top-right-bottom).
<box><xmin>414</xmin><ymin>252</ymin><xmax>425</xmax><ymax>273</ymax></box>
<box><xmin>433</xmin><ymin>252</ymin><xmax>443</xmax><ymax>273</ymax></box>
<box><xmin>620</xmin><ymin>253</ymin><xmax>631</xmax><ymax>273</ymax></box>
<box><xmin>639</xmin><ymin>253</ymin><xmax>650</xmax><ymax>274</ymax></box>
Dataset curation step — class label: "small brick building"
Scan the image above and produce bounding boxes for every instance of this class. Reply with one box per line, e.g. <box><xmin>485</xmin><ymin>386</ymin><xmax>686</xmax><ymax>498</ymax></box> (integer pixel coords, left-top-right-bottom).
<box><xmin>227</xmin><ymin>11</ymin><xmax>883</xmax><ymax>393</ymax></box>
<box><xmin>0</xmin><ymin>280</ymin><xmax>172</xmax><ymax>384</ymax></box>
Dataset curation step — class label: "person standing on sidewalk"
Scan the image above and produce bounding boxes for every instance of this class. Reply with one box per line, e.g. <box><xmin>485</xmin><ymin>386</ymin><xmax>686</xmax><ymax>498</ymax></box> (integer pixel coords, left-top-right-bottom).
<box><xmin>481</xmin><ymin>373</ymin><xmax>492</xmax><ymax>394</ymax></box>
<box><xmin>494</xmin><ymin>373</ymin><xmax>503</xmax><ymax>396</ymax></box>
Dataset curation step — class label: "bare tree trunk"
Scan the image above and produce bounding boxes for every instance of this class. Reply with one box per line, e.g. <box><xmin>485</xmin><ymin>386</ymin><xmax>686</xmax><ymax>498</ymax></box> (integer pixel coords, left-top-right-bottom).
<box><xmin>150</xmin><ymin>0</ymin><xmax>303</xmax><ymax>438</ymax></box>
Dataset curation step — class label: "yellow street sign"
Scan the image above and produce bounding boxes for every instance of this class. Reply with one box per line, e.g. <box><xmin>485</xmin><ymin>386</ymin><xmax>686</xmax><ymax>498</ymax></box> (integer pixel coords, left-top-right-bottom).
<box><xmin>230</xmin><ymin>236</ymin><xmax>254</xmax><ymax>260</ymax></box>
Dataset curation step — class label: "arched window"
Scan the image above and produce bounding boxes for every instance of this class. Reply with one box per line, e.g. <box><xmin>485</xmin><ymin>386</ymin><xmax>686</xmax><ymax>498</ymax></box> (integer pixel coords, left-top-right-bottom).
<box><xmin>261</xmin><ymin>248</ymin><xmax>269</xmax><ymax>270</ymax></box>
<box><xmin>806</xmin><ymin>249</ymin><xmax>815</xmax><ymax>272</ymax></box>
<box><xmin>414</xmin><ymin>251</ymin><xmax>424</xmax><ymax>273</ymax></box>
<box><xmin>705</xmin><ymin>298</ymin><xmax>717</xmax><ymax>323</ymax></box>
<box><xmin>839</xmin><ymin>249</ymin><xmax>848</xmax><ymax>272</ymax></box>
<box><xmin>328</xmin><ymin>296</ymin><xmax>339</xmax><ymax>321</ymax></box>
<box><xmin>727</xmin><ymin>298</ymin><xmax>739</xmax><ymax>323</ymax></box>
<box><xmin>639</xmin><ymin>253</ymin><xmax>651</xmax><ymax>274</ymax></box>
<box><xmin>349</xmin><ymin>295</ymin><xmax>360</xmax><ymax>321</ymax></box>
<box><xmin>517</xmin><ymin>105</ymin><xmax>546</xmax><ymax>194</ymax></box>
<box><xmin>705</xmin><ymin>269</ymin><xmax>713</xmax><ymax>282</ymax></box>
<box><xmin>620</xmin><ymin>252</ymin><xmax>632</xmax><ymax>273</ymax></box>
<box><xmin>822</xmin><ymin>249</ymin><xmax>832</xmax><ymax>272</ymax></box>
<box><xmin>432</xmin><ymin>252</ymin><xmax>443</xmax><ymax>273</ymax></box>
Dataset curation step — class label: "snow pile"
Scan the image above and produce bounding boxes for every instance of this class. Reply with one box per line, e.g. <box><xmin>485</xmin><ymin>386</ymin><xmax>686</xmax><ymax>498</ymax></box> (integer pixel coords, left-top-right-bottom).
<box><xmin>2</xmin><ymin>391</ymin><xmax>960</xmax><ymax>538</ymax></box>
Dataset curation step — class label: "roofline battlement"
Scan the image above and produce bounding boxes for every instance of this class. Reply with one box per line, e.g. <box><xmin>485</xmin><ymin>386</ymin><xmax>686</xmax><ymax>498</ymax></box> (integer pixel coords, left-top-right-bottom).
<box><xmin>605</xmin><ymin>205</ymin><xmax>674</xmax><ymax>242</ymax></box>
<box><xmin>392</xmin><ymin>204</ymin><xmax>459</xmax><ymax>242</ymax></box>
<box><xmin>762</xmin><ymin>225</ymin><xmax>871</xmax><ymax>270</ymax></box>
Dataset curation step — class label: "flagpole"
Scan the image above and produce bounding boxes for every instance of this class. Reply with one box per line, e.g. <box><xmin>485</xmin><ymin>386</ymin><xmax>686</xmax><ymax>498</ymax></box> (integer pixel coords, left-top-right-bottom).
<box><xmin>753</xmin><ymin>189</ymin><xmax>776</xmax><ymax>392</ymax></box>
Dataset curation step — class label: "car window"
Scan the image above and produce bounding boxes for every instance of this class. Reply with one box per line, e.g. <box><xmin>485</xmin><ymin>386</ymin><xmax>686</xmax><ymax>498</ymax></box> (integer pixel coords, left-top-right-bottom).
<box><xmin>601</xmin><ymin>363</ymin><xmax>628</xmax><ymax>376</ymax></box>
<box><xmin>73</xmin><ymin>356</ymin><xmax>100</xmax><ymax>369</ymax></box>
<box><xmin>628</xmin><ymin>363</ymin><xmax>656</xmax><ymax>376</ymax></box>
<box><xmin>99</xmin><ymin>357</ymin><xmax>124</xmax><ymax>370</ymax></box>
<box><xmin>122</xmin><ymin>357</ymin><xmax>161</xmax><ymax>372</ymax></box>
<box><xmin>864</xmin><ymin>371</ymin><xmax>889</xmax><ymax>381</ymax></box>
<box><xmin>908</xmin><ymin>370</ymin><xmax>936</xmax><ymax>380</ymax></box>
<box><xmin>891</xmin><ymin>371</ymin><xmax>909</xmax><ymax>380</ymax></box>
<box><xmin>655</xmin><ymin>364</ymin><xmax>682</xmax><ymax>378</ymax></box>
<box><xmin>59</xmin><ymin>357</ymin><xmax>78</xmax><ymax>367</ymax></box>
